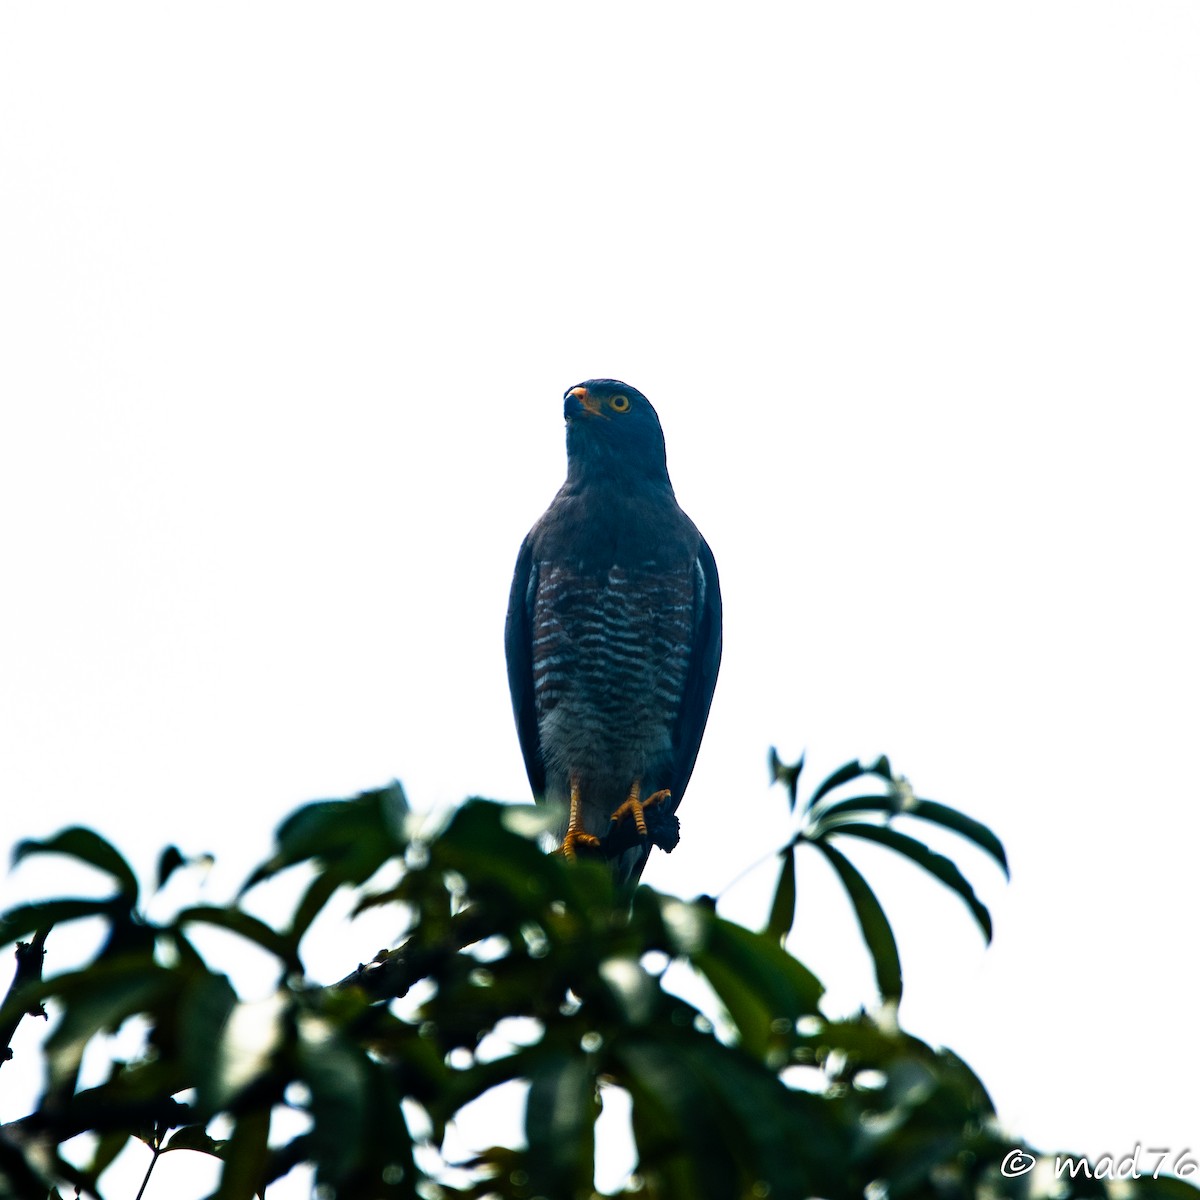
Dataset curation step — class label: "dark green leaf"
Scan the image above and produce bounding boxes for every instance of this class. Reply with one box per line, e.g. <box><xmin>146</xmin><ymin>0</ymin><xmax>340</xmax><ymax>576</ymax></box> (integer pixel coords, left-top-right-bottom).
<box><xmin>211</xmin><ymin>1107</ymin><xmax>271</xmax><ymax>1200</ymax></box>
<box><xmin>808</xmin><ymin>758</ymin><xmax>897</xmax><ymax>815</ymax></box>
<box><xmin>811</xmin><ymin>794</ymin><xmax>1009</xmax><ymax>877</ymax></box>
<box><xmin>180</xmin><ymin>972</ymin><xmax>239</xmax><ymax>1117</ymax></box>
<box><xmin>156</xmin><ymin>846</ymin><xmax>186</xmax><ymax>891</ymax></box>
<box><xmin>243</xmin><ymin>781</ymin><xmax>410</xmax><ymax>893</ymax></box>
<box><xmin>176</xmin><ymin>905</ymin><xmax>301</xmax><ymax>973</ymax></box>
<box><xmin>617</xmin><ymin>1037</ymin><xmax>737</xmax><ymax>1200</ymax></box>
<box><xmin>42</xmin><ymin>961</ymin><xmax>176</xmax><ymax>1093</ymax></box>
<box><xmin>1127</xmin><ymin>1177</ymin><xmax>1200</xmax><ymax>1199</ymax></box>
<box><xmin>765</xmin><ymin>848</ymin><xmax>796</xmax><ymax>945</ymax></box>
<box><xmin>204</xmin><ymin>993</ymin><xmax>290</xmax><ymax>1113</ymax></box>
<box><xmin>598</xmin><ymin>956</ymin><xmax>659</xmax><ymax>1026</ymax></box>
<box><xmin>294</xmin><ymin>1016</ymin><xmax>415</xmax><ymax>1195</ymax></box>
<box><xmin>298</xmin><ymin>1024</ymin><xmax>370</xmax><ymax>1185</ymax></box>
<box><xmin>670</xmin><ymin>1036</ymin><xmax>846</xmax><ymax>1194</ymax></box>
<box><xmin>811</xmin><ymin>840</ymin><xmax>903</xmax><ymax>1003</ymax></box>
<box><xmin>806</xmin><ymin>759</ymin><xmax>869</xmax><ymax>812</ymax></box>
<box><xmin>868</xmin><ymin>754</ymin><xmax>894</xmax><ymax>781</ymax></box>
<box><xmin>829</xmin><ymin>823</ymin><xmax>994</xmax><ymax>942</ymax></box>
<box><xmin>692</xmin><ymin>919</ymin><xmax>823</xmax><ymax>1058</ymax></box>
<box><xmin>909</xmin><ymin>797</ymin><xmax>1009</xmax><ymax>877</ymax></box>
<box><xmin>616</xmin><ymin>1033</ymin><xmax>841</xmax><ymax>1199</ymax></box>
<box><xmin>651</xmin><ymin>892</ymin><xmax>719</xmax><ymax>960</ymax></box>
<box><xmin>13</xmin><ymin>828</ymin><xmax>139</xmax><ymax>901</ymax></box>
<box><xmin>0</xmin><ymin>897</ymin><xmax>120</xmax><ymax>948</ymax></box>
<box><xmin>287</xmin><ymin>871</ymin><xmax>344</xmax><ymax>947</ymax></box>
<box><xmin>808</xmin><ymin>791</ymin><xmax>898</xmax><ymax>828</ymax></box>
<box><xmin>163</xmin><ymin>1124</ymin><xmax>224</xmax><ymax>1156</ymax></box>
<box><xmin>161</xmin><ymin>927</ymin><xmax>209</xmax><ymax>974</ymax></box>
<box><xmin>433</xmin><ymin>799</ymin><xmax>610</xmax><ymax>920</ymax></box>
<box><xmin>524</xmin><ymin>1051</ymin><xmax>597</xmax><ymax>1196</ymax></box>
<box><xmin>0</xmin><ymin>1135</ymin><xmax>58</xmax><ymax>1199</ymax></box>
<box><xmin>85</xmin><ymin>1130</ymin><xmax>129</xmax><ymax>1180</ymax></box>
<box><xmin>768</xmin><ymin>747</ymin><xmax>804</xmax><ymax>812</ymax></box>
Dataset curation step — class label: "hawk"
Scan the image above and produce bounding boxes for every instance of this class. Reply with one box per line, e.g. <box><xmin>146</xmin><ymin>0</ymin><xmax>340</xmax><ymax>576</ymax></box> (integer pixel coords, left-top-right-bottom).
<box><xmin>504</xmin><ymin>379</ymin><xmax>722</xmax><ymax>885</ymax></box>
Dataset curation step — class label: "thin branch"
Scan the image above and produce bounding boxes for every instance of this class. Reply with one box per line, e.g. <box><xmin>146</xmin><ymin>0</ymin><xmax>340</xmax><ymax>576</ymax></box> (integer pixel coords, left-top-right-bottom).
<box><xmin>333</xmin><ymin>816</ymin><xmax>672</xmax><ymax>1003</ymax></box>
<box><xmin>334</xmin><ymin>903</ymin><xmax>492</xmax><ymax>1000</ymax></box>
<box><xmin>1</xmin><ymin>930</ymin><xmax>50</xmax><ymax>1069</ymax></box>
<box><xmin>133</xmin><ymin>1124</ymin><xmax>167</xmax><ymax>1200</ymax></box>
<box><xmin>0</xmin><ymin>1094</ymin><xmax>192</xmax><ymax>1144</ymax></box>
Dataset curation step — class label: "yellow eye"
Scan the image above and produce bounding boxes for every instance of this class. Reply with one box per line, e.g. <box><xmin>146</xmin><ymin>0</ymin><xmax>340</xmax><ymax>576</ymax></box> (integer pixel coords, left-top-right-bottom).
<box><xmin>610</xmin><ymin>394</ymin><xmax>630</xmax><ymax>413</ymax></box>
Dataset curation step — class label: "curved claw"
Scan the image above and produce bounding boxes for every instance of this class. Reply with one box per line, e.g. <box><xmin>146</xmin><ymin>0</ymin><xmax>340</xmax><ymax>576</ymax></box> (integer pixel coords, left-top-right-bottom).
<box><xmin>557</xmin><ymin>828</ymin><xmax>602</xmax><ymax>861</ymax></box>
<box><xmin>608</xmin><ymin>785</ymin><xmax>672</xmax><ymax>837</ymax></box>
<box><xmin>556</xmin><ymin>772</ymin><xmax>604</xmax><ymax>861</ymax></box>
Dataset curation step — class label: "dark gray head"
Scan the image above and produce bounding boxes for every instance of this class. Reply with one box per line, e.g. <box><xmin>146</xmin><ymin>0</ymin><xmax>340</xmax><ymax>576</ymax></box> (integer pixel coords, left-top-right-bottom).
<box><xmin>562</xmin><ymin>378</ymin><xmax>670</xmax><ymax>487</ymax></box>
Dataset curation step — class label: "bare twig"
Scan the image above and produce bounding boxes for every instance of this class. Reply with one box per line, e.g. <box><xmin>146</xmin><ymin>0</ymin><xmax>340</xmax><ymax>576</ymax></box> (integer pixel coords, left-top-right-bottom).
<box><xmin>335</xmin><ymin>903</ymin><xmax>492</xmax><ymax>1001</ymax></box>
<box><xmin>1</xmin><ymin>930</ymin><xmax>50</xmax><ymax>1069</ymax></box>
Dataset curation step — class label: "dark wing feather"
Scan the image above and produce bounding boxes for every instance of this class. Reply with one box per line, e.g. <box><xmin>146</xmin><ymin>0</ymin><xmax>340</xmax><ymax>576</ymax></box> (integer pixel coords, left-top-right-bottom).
<box><xmin>620</xmin><ymin>535</ymin><xmax>722</xmax><ymax>887</ymax></box>
<box><xmin>504</xmin><ymin>534</ymin><xmax>545</xmax><ymax>798</ymax></box>
<box><xmin>670</xmin><ymin>536</ymin><xmax>723</xmax><ymax>809</ymax></box>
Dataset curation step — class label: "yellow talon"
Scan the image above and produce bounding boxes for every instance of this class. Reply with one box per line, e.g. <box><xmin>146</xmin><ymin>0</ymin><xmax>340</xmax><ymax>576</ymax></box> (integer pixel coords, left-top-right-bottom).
<box><xmin>557</xmin><ymin>772</ymin><xmax>602</xmax><ymax>859</ymax></box>
<box><xmin>558</xmin><ymin>829</ymin><xmax>602</xmax><ymax>860</ymax></box>
<box><xmin>608</xmin><ymin>782</ymin><xmax>672</xmax><ymax>837</ymax></box>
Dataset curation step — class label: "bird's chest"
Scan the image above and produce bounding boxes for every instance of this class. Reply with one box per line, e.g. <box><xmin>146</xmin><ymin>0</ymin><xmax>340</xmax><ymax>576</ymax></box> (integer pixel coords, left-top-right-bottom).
<box><xmin>530</xmin><ymin>559</ymin><xmax>694</xmax><ymax>766</ymax></box>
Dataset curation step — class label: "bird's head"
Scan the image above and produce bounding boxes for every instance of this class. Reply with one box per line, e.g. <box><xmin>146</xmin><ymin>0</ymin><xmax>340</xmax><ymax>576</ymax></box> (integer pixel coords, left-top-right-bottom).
<box><xmin>562</xmin><ymin>379</ymin><xmax>670</xmax><ymax>486</ymax></box>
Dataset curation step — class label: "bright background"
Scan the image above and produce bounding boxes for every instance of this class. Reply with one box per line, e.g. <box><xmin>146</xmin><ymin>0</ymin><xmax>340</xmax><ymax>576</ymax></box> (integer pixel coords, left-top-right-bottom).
<box><xmin>2</xmin><ymin>2</ymin><xmax>1198</xmax><ymax>1193</ymax></box>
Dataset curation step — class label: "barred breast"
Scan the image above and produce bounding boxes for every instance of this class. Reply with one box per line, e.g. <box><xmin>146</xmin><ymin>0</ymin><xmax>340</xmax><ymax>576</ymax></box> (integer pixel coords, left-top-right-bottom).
<box><xmin>530</xmin><ymin>558</ymin><xmax>695</xmax><ymax>827</ymax></box>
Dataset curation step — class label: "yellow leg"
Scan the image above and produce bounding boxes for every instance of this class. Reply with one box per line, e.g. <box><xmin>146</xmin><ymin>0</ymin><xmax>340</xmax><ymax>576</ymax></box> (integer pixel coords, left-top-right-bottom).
<box><xmin>559</xmin><ymin>772</ymin><xmax>601</xmax><ymax>860</ymax></box>
<box><xmin>608</xmin><ymin>781</ymin><xmax>672</xmax><ymax>836</ymax></box>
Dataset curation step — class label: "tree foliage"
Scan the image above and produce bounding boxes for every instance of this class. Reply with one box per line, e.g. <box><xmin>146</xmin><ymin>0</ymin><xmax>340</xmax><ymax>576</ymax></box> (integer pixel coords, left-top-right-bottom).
<box><xmin>1</xmin><ymin>761</ymin><xmax>1195</xmax><ymax>1199</ymax></box>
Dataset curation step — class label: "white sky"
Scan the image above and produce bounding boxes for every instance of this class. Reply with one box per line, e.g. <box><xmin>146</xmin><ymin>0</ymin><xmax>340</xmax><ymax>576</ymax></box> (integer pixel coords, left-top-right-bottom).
<box><xmin>2</xmin><ymin>3</ymin><xmax>1198</xmax><ymax>1193</ymax></box>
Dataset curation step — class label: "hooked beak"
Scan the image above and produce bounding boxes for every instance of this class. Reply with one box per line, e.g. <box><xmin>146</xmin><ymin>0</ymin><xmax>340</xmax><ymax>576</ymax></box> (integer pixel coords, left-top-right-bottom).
<box><xmin>565</xmin><ymin>385</ymin><xmax>603</xmax><ymax>419</ymax></box>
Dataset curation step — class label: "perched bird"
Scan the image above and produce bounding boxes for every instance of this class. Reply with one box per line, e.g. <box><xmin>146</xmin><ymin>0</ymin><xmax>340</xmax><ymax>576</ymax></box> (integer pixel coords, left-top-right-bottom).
<box><xmin>504</xmin><ymin>379</ymin><xmax>722</xmax><ymax>885</ymax></box>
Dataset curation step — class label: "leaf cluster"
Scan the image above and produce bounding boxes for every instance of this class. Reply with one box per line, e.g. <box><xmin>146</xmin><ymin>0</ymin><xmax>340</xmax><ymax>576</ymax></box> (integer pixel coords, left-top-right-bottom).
<box><xmin>767</xmin><ymin>751</ymin><xmax>1008</xmax><ymax>1002</ymax></box>
<box><xmin>0</xmin><ymin>772</ymin><xmax>1195</xmax><ymax>1200</ymax></box>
